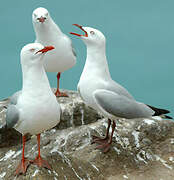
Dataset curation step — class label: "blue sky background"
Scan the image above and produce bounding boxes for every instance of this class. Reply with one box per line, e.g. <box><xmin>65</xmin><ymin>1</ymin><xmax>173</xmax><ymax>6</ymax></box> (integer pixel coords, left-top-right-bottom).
<box><xmin>0</xmin><ymin>0</ymin><xmax>173</xmax><ymax>116</ymax></box>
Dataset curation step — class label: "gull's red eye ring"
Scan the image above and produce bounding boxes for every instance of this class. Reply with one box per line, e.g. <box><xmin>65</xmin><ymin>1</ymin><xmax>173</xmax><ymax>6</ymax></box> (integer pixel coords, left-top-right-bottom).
<box><xmin>30</xmin><ymin>48</ymin><xmax>35</xmax><ymax>52</ymax></box>
<box><xmin>90</xmin><ymin>31</ymin><xmax>95</xmax><ymax>35</ymax></box>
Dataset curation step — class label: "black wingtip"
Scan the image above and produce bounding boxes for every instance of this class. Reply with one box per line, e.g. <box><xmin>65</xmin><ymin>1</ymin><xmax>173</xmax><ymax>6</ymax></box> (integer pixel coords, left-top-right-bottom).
<box><xmin>164</xmin><ymin>115</ymin><xmax>173</xmax><ymax>119</ymax></box>
<box><xmin>147</xmin><ymin>104</ymin><xmax>170</xmax><ymax>116</ymax></box>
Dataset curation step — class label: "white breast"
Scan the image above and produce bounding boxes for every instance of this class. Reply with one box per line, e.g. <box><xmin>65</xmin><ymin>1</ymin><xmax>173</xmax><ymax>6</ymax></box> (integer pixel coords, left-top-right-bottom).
<box><xmin>37</xmin><ymin>35</ymin><xmax>76</xmax><ymax>72</ymax></box>
<box><xmin>15</xmin><ymin>93</ymin><xmax>60</xmax><ymax>135</ymax></box>
<box><xmin>78</xmin><ymin>75</ymin><xmax>105</xmax><ymax>110</ymax></box>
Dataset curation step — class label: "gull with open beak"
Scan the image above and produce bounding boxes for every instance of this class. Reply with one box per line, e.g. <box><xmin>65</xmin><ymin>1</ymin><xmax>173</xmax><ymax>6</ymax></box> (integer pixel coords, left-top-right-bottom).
<box><xmin>70</xmin><ymin>24</ymin><xmax>172</xmax><ymax>153</ymax></box>
<box><xmin>5</xmin><ymin>43</ymin><xmax>61</xmax><ymax>175</ymax></box>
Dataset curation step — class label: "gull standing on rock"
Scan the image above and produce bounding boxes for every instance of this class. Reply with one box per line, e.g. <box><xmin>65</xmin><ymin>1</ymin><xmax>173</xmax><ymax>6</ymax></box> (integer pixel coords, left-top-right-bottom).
<box><xmin>32</xmin><ymin>7</ymin><xmax>76</xmax><ymax>97</ymax></box>
<box><xmin>5</xmin><ymin>43</ymin><xmax>61</xmax><ymax>175</ymax></box>
<box><xmin>70</xmin><ymin>24</ymin><xmax>172</xmax><ymax>153</ymax></box>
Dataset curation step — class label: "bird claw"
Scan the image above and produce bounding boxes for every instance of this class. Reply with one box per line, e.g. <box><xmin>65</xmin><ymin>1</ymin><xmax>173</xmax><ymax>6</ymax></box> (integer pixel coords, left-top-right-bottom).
<box><xmin>15</xmin><ymin>158</ymin><xmax>31</xmax><ymax>176</ymax></box>
<box><xmin>31</xmin><ymin>156</ymin><xmax>51</xmax><ymax>170</ymax></box>
<box><xmin>95</xmin><ymin>142</ymin><xmax>112</xmax><ymax>153</ymax></box>
<box><xmin>91</xmin><ymin>135</ymin><xmax>109</xmax><ymax>144</ymax></box>
<box><xmin>92</xmin><ymin>135</ymin><xmax>112</xmax><ymax>153</ymax></box>
<box><xmin>55</xmin><ymin>90</ymin><xmax>69</xmax><ymax>97</ymax></box>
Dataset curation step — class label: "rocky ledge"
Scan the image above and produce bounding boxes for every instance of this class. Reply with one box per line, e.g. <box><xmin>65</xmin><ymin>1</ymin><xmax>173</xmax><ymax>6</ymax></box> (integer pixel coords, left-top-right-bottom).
<box><xmin>0</xmin><ymin>90</ymin><xmax>174</xmax><ymax>180</ymax></box>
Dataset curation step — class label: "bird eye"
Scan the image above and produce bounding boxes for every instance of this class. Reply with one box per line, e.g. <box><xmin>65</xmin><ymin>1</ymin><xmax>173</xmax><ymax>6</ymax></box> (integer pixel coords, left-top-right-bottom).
<box><xmin>90</xmin><ymin>31</ymin><xmax>95</xmax><ymax>35</ymax></box>
<box><xmin>30</xmin><ymin>48</ymin><xmax>35</xmax><ymax>52</ymax></box>
<box><xmin>45</xmin><ymin>12</ymin><xmax>48</xmax><ymax>16</ymax></box>
<box><xmin>34</xmin><ymin>13</ymin><xmax>37</xmax><ymax>18</ymax></box>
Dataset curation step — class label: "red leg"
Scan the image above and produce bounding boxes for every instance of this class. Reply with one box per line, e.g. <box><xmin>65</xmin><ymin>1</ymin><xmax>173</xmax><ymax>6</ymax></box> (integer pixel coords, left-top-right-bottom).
<box><xmin>15</xmin><ymin>135</ymin><xmax>31</xmax><ymax>176</ymax></box>
<box><xmin>92</xmin><ymin>119</ymin><xmax>111</xmax><ymax>144</ymax></box>
<box><xmin>55</xmin><ymin>72</ymin><xmax>68</xmax><ymax>97</ymax></box>
<box><xmin>96</xmin><ymin>121</ymin><xmax>116</xmax><ymax>153</ymax></box>
<box><xmin>31</xmin><ymin>134</ymin><xmax>51</xmax><ymax>169</ymax></box>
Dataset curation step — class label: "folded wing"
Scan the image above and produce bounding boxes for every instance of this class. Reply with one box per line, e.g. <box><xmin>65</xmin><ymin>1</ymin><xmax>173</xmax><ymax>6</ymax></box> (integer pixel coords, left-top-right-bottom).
<box><xmin>93</xmin><ymin>89</ymin><xmax>154</xmax><ymax>119</ymax></box>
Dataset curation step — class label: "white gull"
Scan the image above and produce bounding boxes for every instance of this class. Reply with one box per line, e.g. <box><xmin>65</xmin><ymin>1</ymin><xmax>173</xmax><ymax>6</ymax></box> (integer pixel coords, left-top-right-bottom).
<box><xmin>70</xmin><ymin>24</ymin><xmax>172</xmax><ymax>153</ymax></box>
<box><xmin>32</xmin><ymin>7</ymin><xmax>76</xmax><ymax>97</ymax></box>
<box><xmin>5</xmin><ymin>43</ymin><xmax>61</xmax><ymax>175</ymax></box>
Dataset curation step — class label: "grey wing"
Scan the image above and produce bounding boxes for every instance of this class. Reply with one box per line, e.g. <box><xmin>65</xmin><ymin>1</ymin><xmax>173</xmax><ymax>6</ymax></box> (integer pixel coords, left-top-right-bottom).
<box><xmin>9</xmin><ymin>90</ymin><xmax>21</xmax><ymax>105</ymax></box>
<box><xmin>93</xmin><ymin>89</ymin><xmax>154</xmax><ymax>119</ymax></box>
<box><xmin>6</xmin><ymin>104</ymin><xmax>20</xmax><ymax>128</ymax></box>
<box><xmin>71</xmin><ymin>42</ymin><xmax>76</xmax><ymax>57</ymax></box>
<box><xmin>105</xmin><ymin>79</ymin><xmax>134</xmax><ymax>100</ymax></box>
<box><xmin>77</xmin><ymin>84</ymin><xmax>84</xmax><ymax>101</ymax></box>
<box><xmin>77</xmin><ymin>84</ymin><xmax>80</xmax><ymax>94</ymax></box>
<box><xmin>64</xmin><ymin>34</ymin><xmax>76</xmax><ymax>57</ymax></box>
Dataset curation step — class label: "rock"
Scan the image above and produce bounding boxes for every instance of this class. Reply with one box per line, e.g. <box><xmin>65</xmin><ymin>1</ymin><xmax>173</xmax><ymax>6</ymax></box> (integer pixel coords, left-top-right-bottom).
<box><xmin>0</xmin><ymin>90</ymin><xmax>174</xmax><ymax>180</ymax></box>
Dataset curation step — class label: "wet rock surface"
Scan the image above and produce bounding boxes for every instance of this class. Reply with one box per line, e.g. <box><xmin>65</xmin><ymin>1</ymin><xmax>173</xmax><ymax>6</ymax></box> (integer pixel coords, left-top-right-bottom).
<box><xmin>0</xmin><ymin>90</ymin><xmax>174</xmax><ymax>180</ymax></box>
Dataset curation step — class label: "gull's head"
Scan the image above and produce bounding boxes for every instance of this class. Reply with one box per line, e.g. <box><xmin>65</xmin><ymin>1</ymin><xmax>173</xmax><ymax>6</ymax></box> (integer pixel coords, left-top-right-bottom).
<box><xmin>70</xmin><ymin>24</ymin><xmax>106</xmax><ymax>48</ymax></box>
<box><xmin>32</xmin><ymin>7</ymin><xmax>50</xmax><ymax>24</ymax></box>
<box><xmin>21</xmin><ymin>43</ymin><xmax>54</xmax><ymax>66</ymax></box>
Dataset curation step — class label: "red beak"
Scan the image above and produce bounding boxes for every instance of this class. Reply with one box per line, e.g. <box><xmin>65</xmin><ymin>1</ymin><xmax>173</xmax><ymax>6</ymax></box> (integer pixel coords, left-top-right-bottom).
<box><xmin>69</xmin><ymin>24</ymin><xmax>88</xmax><ymax>37</ymax></box>
<box><xmin>38</xmin><ymin>17</ymin><xmax>46</xmax><ymax>23</ymax></box>
<box><xmin>36</xmin><ymin>46</ymin><xmax>55</xmax><ymax>54</ymax></box>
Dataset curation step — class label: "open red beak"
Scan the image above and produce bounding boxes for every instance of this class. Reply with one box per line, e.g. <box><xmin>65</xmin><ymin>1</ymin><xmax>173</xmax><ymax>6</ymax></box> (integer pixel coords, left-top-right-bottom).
<box><xmin>36</xmin><ymin>46</ymin><xmax>55</xmax><ymax>54</ymax></box>
<box><xmin>69</xmin><ymin>24</ymin><xmax>88</xmax><ymax>37</ymax></box>
<box><xmin>38</xmin><ymin>17</ymin><xmax>46</xmax><ymax>23</ymax></box>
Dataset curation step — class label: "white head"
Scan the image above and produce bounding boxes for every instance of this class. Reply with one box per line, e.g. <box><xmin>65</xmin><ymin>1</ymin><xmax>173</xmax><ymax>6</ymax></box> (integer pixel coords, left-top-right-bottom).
<box><xmin>70</xmin><ymin>24</ymin><xmax>106</xmax><ymax>48</ymax></box>
<box><xmin>32</xmin><ymin>7</ymin><xmax>50</xmax><ymax>24</ymax></box>
<box><xmin>20</xmin><ymin>43</ymin><xmax>54</xmax><ymax>67</ymax></box>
